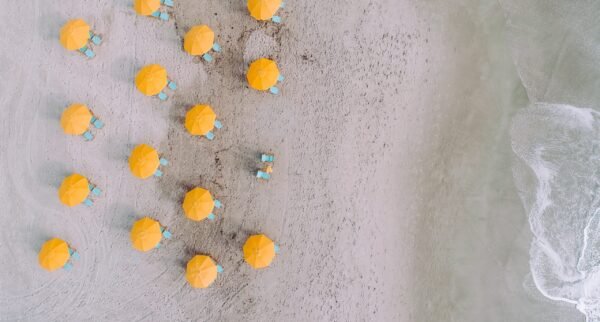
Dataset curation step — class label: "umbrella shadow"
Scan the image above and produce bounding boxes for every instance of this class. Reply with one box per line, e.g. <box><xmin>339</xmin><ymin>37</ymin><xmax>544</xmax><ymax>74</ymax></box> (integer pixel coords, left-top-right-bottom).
<box><xmin>37</xmin><ymin>162</ymin><xmax>69</xmax><ymax>188</ymax></box>
<box><xmin>105</xmin><ymin>142</ymin><xmax>135</xmax><ymax>162</ymax></box>
<box><xmin>111</xmin><ymin>55</ymin><xmax>137</xmax><ymax>84</ymax></box>
<box><xmin>38</xmin><ymin>13</ymin><xmax>64</xmax><ymax>41</ymax></box>
<box><xmin>43</xmin><ymin>93</ymin><xmax>67</xmax><ymax>121</ymax></box>
<box><xmin>32</xmin><ymin>232</ymin><xmax>54</xmax><ymax>252</ymax></box>
<box><xmin>109</xmin><ymin>202</ymin><xmax>138</xmax><ymax>232</ymax></box>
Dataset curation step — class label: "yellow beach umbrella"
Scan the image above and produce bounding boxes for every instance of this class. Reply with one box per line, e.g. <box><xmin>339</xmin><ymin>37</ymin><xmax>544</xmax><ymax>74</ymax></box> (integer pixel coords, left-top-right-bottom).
<box><xmin>135</xmin><ymin>64</ymin><xmax>168</xmax><ymax>96</ymax></box>
<box><xmin>247</xmin><ymin>58</ymin><xmax>280</xmax><ymax>91</ymax></box>
<box><xmin>60</xmin><ymin>103</ymin><xmax>92</xmax><ymax>135</ymax></box>
<box><xmin>130</xmin><ymin>217</ymin><xmax>162</xmax><ymax>252</ymax></box>
<box><xmin>129</xmin><ymin>144</ymin><xmax>160</xmax><ymax>179</ymax></box>
<box><xmin>39</xmin><ymin>238</ymin><xmax>70</xmax><ymax>271</ymax></box>
<box><xmin>60</xmin><ymin>19</ymin><xmax>90</xmax><ymax>50</ymax></box>
<box><xmin>186</xmin><ymin>255</ymin><xmax>218</xmax><ymax>288</ymax></box>
<box><xmin>247</xmin><ymin>0</ymin><xmax>282</xmax><ymax>20</ymax></box>
<box><xmin>183</xmin><ymin>25</ymin><xmax>215</xmax><ymax>56</ymax></box>
<box><xmin>185</xmin><ymin>105</ymin><xmax>216</xmax><ymax>136</ymax></box>
<box><xmin>182</xmin><ymin>188</ymin><xmax>214</xmax><ymax>221</ymax></box>
<box><xmin>58</xmin><ymin>174</ymin><xmax>90</xmax><ymax>207</ymax></box>
<box><xmin>243</xmin><ymin>234</ymin><xmax>276</xmax><ymax>269</ymax></box>
<box><xmin>134</xmin><ymin>0</ymin><xmax>160</xmax><ymax>16</ymax></box>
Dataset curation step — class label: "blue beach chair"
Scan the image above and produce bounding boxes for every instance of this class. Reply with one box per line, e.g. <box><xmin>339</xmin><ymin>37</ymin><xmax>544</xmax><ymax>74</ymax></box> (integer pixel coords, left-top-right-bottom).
<box><xmin>203</xmin><ymin>53</ymin><xmax>214</xmax><ymax>62</ymax></box>
<box><xmin>160</xmin><ymin>157</ymin><xmax>169</xmax><ymax>166</ymax></box>
<box><xmin>269</xmin><ymin>86</ymin><xmax>280</xmax><ymax>95</ymax></box>
<box><xmin>207</xmin><ymin>213</ymin><xmax>216</xmax><ymax>220</ymax></box>
<box><xmin>69</xmin><ymin>248</ymin><xmax>80</xmax><ymax>260</ymax></box>
<box><xmin>151</xmin><ymin>11</ymin><xmax>169</xmax><ymax>21</ymax></box>
<box><xmin>63</xmin><ymin>262</ymin><xmax>73</xmax><ymax>271</ymax></box>
<box><xmin>256</xmin><ymin>170</ymin><xmax>270</xmax><ymax>180</ymax></box>
<box><xmin>79</xmin><ymin>46</ymin><xmax>95</xmax><ymax>58</ymax></box>
<box><xmin>212</xmin><ymin>43</ymin><xmax>222</xmax><ymax>52</ymax></box>
<box><xmin>89</xmin><ymin>32</ymin><xmax>102</xmax><ymax>45</ymax></box>
<box><xmin>278</xmin><ymin>75</ymin><xmax>285</xmax><ymax>82</ymax></box>
<box><xmin>161</xmin><ymin>227</ymin><xmax>172</xmax><ymax>239</ymax></box>
<box><xmin>205</xmin><ymin>131</ymin><xmax>215</xmax><ymax>140</ymax></box>
<box><xmin>89</xmin><ymin>184</ymin><xmax>102</xmax><ymax>196</ymax></box>
<box><xmin>214</xmin><ymin>120</ymin><xmax>223</xmax><ymax>129</ymax></box>
<box><xmin>90</xmin><ymin>116</ymin><xmax>104</xmax><ymax>129</ymax></box>
<box><xmin>158</xmin><ymin>92</ymin><xmax>168</xmax><ymax>101</ymax></box>
<box><xmin>274</xmin><ymin>244</ymin><xmax>280</xmax><ymax>254</ymax></box>
<box><xmin>217</xmin><ymin>264</ymin><xmax>224</xmax><ymax>273</ymax></box>
<box><xmin>154</xmin><ymin>169</ymin><xmax>163</xmax><ymax>177</ymax></box>
<box><xmin>160</xmin><ymin>0</ymin><xmax>174</xmax><ymax>7</ymax></box>
<box><xmin>83</xmin><ymin>131</ymin><xmax>94</xmax><ymax>141</ymax></box>
<box><xmin>84</xmin><ymin>198</ymin><xmax>94</xmax><ymax>207</ymax></box>
<box><xmin>214</xmin><ymin>199</ymin><xmax>222</xmax><ymax>208</ymax></box>
<box><xmin>261</xmin><ymin>154</ymin><xmax>274</xmax><ymax>162</ymax></box>
<box><xmin>272</xmin><ymin>16</ymin><xmax>282</xmax><ymax>23</ymax></box>
<box><xmin>167</xmin><ymin>80</ymin><xmax>177</xmax><ymax>90</ymax></box>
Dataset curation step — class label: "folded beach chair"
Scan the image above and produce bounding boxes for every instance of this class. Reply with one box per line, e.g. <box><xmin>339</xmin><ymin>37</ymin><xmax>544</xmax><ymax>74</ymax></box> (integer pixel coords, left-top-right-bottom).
<box><xmin>89</xmin><ymin>32</ymin><xmax>102</xmax><ymax>45</ymax></box>
<box><xmin>261</xmin><ymin>154</ymin><xmax>275</xmax><ymax>162</ymax></box>
<box><xmin>257</xmin><ymin>170</ymin><xmax>270</xmax><ymax>180</ymax></box>
<box><xmin>69</xmin><ymin>247</ymin><xmax>80</xmax><ymax>260</ymax></box>
<box><xmin>160</xmin><ymin>0</ymin><xmax>174</xmax><ymax>7</ymax></box>
<box><xmin>79</xmin><ymin>46</ymin><xmax>95</xmax><ymax>58</ymax></box>
<box><xmin>161</xmin><ymin>227</ymin><xmax>172</xmax><ymax>239</ymax></box>
<box><xmin>89</xmin><ymin>183</ymin><xmax>102</xmax><ymax>196</ymax></box>
<box><xmin>90</xmin><ymin>116</ymin><xmax>104</xmax><ymax>129</ymax></box>
<box><xmin>151</xmin><ymin>11</ymin><xmax>169</xmax><ymax>21</ymax></box>
<box><xmin>83</xmin><ymin>131</ymin><xmax>94</xmax><ymax>141</ymax></box>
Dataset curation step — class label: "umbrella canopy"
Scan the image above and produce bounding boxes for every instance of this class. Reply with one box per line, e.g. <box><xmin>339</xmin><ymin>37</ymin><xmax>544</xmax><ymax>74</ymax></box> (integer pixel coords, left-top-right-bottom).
<box><xmin>61</xmin><ymin>103</ymin><xmax>93</xmax><ymax>135</ymax></box>
<box><xmin>129</xmin><ymin>144</ymin><xmax>160</xmax><ymax>179</ymax></box>
<box><xmin>39</xmin><ymin>238</ymin><xmax>70</xmax><ymax>271</ymax></box>
<box><xmin>183</xmin><ymin>25</ymin><xmax>215</xmax><ymax>56</ymax></box>
<box><xmin>186</xmin><ymin>255</ymin><xmax>218</xmax><ymax>288</ymax></box>
<box><xmin>134</xmin><ymin>0</ymin><xmax>161</xmax><ymax>16</ymax></box>
<box><xmin>58</xmin><ymin>173</ymin><xmax>90</xmax><ymax>207</ymax></box>
<box><xmin>135</xmin><ymin>64</ymin><xmax>168</xmax><ymax>96</ymax></box>
<box><xmin>247</xmin><ymin>0</ymin><xmax>282</xmax><ymax>20</ymax></box>
<box><xmin>182</xmin><ymin>188</ymin><xmax>214</xmax><ymax>221</ymax></box>
<box><xmin>130</xmin><ymin>217</ymin><xmax>162</xmax><ymax>252</ymax></box>
<box><xmin>243</xmin><ymin>234</ymin><xmax>276</xmax><ymax>269</ymax></box>
<box><xmin>60</xmin><ymin>19</ymin><xmax>90</xmax><ymax>50</ymax></box>
<box><xmin>247</xmin><ymin>58</ymin><xmax>280</xmax><ymax>91</ymax></box>
<box><xmin>185</xmin><ymin>105</ymin><xmax>216</xmax><ymax>136</ymax></box>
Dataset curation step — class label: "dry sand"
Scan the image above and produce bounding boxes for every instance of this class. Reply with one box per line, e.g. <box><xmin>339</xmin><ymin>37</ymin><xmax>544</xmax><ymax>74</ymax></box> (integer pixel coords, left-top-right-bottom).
<box><xmin>0</xmin><ymin>0</ymin><xmax>586</xmax><ymax>321</ymax></box>
<box><xmin>0</xmin><ymin>0</ymin><xmax>422</xmax><ymax>320</ymax></box>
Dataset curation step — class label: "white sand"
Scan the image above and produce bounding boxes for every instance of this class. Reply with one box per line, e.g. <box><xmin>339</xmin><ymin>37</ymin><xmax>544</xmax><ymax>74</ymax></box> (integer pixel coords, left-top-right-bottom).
<box><xmin>0</xmin><ymin>0</ymin><xmax>423</xmax><ymax>320</ymax></box>
<box><xmin>0</xmin><ymin>0</ymin><xmax>586</xmax><ymax>321</ymax></box>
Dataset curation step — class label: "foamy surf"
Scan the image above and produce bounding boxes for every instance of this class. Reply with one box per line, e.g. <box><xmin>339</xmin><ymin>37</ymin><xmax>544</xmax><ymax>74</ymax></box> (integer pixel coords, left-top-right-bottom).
<box><xmin>511</xmin><ymin>103</ymin><xmax>600</xmax><ymax>321</ymax></box>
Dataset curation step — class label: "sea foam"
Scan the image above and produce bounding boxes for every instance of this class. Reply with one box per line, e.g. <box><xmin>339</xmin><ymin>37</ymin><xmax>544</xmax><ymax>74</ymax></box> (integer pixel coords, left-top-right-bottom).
<box><xmin>512</xmin><ymin>103</ymin><xmax>600</xmax><ymax>321</ymax></box>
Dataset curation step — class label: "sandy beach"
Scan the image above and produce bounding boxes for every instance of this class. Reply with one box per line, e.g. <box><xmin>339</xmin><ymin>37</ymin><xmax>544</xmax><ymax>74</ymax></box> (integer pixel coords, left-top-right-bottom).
<box><xmin>0</xmin><ymin>0</ymin><xmax>589</xmax><ymax>321</ymax></box>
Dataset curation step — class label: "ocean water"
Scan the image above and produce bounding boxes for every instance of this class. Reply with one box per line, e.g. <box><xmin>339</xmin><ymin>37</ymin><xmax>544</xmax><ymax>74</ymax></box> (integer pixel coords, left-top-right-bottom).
<box><xmin>512</xmin><ymin>104</ymin><xmax>600</xmax><ymax>321</ymax></box>
<box><xmin>503</xmin><ymin>1</ymin><xmax>600</xmax><ymax>320</ymax></box>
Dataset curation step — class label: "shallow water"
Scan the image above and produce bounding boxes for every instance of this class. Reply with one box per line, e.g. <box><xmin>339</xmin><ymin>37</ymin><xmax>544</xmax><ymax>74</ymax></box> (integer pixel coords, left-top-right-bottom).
<box><xmin>413</xmin><ymin>0</ymin><xmax>596</xmax><ymax>321</ymax></box>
